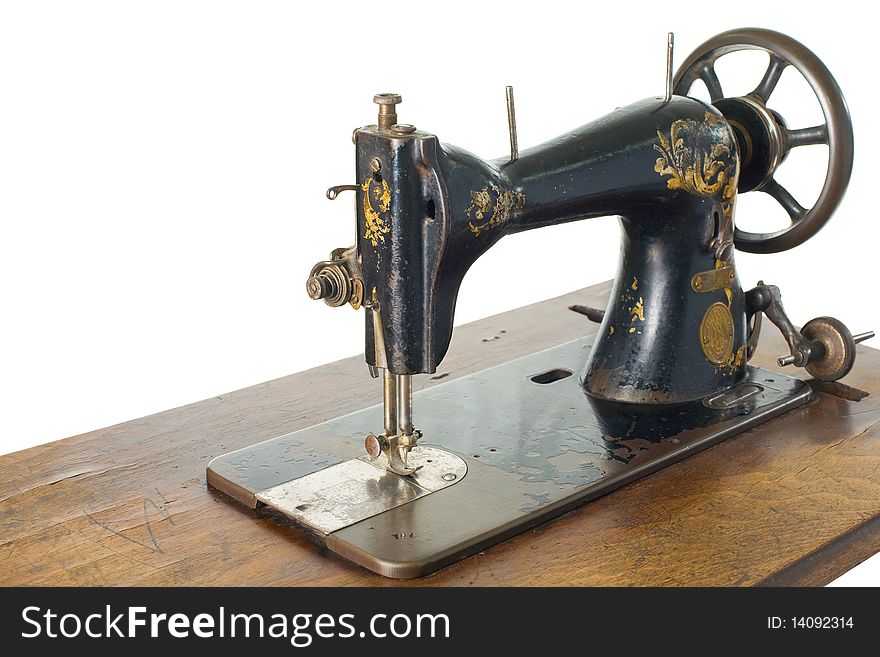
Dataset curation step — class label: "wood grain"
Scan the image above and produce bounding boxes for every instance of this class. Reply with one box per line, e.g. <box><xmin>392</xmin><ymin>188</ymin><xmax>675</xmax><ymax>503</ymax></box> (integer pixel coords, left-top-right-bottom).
<box><xmin>2</xmin><ymin>280</ymin><xmax>879</xmax><ymax>586</ymax></box>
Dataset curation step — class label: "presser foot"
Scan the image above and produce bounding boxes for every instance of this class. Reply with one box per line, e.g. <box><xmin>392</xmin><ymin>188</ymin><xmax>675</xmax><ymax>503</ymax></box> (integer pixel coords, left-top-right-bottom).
<box><xmin>365</xmin><ymin>430</ymin><xmax>423</xmax><ymax>476</ymax></box>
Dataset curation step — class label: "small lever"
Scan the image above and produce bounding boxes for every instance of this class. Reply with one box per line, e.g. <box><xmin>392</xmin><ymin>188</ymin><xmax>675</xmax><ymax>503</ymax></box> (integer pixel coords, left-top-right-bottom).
<box><xmin>326</xmin><ymin>184</ymin><xmax>359</xmax><ymax>200</ymax></box>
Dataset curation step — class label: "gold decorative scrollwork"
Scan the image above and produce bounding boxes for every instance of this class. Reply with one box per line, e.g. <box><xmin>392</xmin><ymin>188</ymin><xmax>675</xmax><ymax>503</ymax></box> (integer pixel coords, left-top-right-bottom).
<box><xmin>654</xmin><ymin>112</ymin><xmax>746</xmax><ymax>373</ymax></box>
<box><xmin>466</xmin><ymin>184</ymin><xmax>526</xmax><ymax>236</ymax></box>
<box><xmin>362</xmin><ymin>177</ymin><xmax>391</xmax><ymax>247</ymax></box>
<box><xmin>653</xmin><ymin>112</ymin><xmax>737</xmax><ymax>201</ymax></box>
<box><xmin>653</xmin><ymin>111</ymin><xmax>739</xmax><ymax>238</ymax></box>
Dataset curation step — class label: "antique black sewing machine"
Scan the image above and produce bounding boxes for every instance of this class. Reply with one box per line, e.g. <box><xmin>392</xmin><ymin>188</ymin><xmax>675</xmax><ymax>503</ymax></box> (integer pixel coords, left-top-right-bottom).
<box><xmin>207</xmin><ymin>28</ymin><xmax>872</xmax><ymax>577</ymax></box>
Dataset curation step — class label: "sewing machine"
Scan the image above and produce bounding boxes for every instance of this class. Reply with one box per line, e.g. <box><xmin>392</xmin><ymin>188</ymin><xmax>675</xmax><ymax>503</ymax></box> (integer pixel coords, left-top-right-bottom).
<box><xmin>207</xmin><ymin>28</ymin><xmax>871</xmax><ymax>578</ymax></box>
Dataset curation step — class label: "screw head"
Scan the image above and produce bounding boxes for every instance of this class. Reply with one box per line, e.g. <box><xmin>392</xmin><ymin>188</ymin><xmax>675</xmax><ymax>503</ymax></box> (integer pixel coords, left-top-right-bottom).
<box><xmin>369</xmin><ymin>157</ymin><xmax>381</xmax><ymax>173</ymax></box>
<box><xmin>442</xmin><ymin>473</ymin><xmax>457</xmax><ymax>482</ymax></box>
<box><xmin>373</xmin><ymin>93</ymin><xmax>401</xmax><ymax>105</ymax></box>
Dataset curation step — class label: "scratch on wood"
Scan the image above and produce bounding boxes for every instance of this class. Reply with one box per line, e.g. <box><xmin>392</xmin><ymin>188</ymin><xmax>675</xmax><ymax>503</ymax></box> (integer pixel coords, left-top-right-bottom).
<box><xmin>0</xmin><ymin>463</ymin><xmax>138</xmax><ymax>504</ymax></box>
<box><xmin>154</xmin><ymin>488</ymin><xmax>176</xmax><ymax>526</ymax></box>
<box><xmin>808</xmin><ymin>416</ymin><xmax>880</xmax><ymax>460</ymax></box>
<box><xmin>84</xmin><ymin>510</ymin><xmax>159</xmax><ymax>554</ymax></box>
<box><xmin>142</xmin><ymin>499</ymin><xmax>165</xmax><ymax>553</ymax></box>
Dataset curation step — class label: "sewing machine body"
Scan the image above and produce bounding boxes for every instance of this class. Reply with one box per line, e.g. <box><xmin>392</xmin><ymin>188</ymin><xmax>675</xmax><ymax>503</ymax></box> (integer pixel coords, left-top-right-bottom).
<box><xmin>356</xmin><ymin>96</ymin><xmax>747</xmax><ymax>405</ymax></box>
<box><xmin>208</xmin><ymin>28</ymin><xmax>867</xmax><ymax>577</ymax></box>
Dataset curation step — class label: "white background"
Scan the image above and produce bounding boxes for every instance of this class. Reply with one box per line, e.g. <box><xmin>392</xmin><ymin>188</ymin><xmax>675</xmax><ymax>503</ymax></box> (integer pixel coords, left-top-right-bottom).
<box><xmin>1</xmin><ymin>1</ymin><xmax>877</xmax><ymax>585</ymax></box>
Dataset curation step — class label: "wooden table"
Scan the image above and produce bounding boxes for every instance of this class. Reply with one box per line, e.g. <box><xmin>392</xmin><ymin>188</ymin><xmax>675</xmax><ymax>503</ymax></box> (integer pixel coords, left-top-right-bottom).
<box><xmin>3</xmin><ymin>281</ymin><xmax>879</xmax><ymax>586</ymax></box>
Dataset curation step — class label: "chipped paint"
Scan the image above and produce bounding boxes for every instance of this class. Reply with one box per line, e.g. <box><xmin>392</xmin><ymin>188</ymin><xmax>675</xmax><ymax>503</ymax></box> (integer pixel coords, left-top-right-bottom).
<box><xmin>630</xmin><ymin>297</ymin><xmax>645</xmax><ymax>322</ymax></box>
<box><xmin>466</xmin><ymin>184</ymin><xmax>526</xmax><ymax>236</ymax></box>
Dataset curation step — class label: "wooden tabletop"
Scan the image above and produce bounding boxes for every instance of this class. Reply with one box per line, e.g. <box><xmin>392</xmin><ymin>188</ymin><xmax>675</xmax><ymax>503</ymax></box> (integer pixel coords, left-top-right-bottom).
<box><xmin>2</xmin><ymin>280</ymin><xmax>879</xmax><ymax>586</ymax></box>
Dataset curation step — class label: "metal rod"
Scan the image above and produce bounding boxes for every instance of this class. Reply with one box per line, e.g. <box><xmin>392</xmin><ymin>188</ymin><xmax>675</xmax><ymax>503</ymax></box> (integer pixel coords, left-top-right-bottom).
<box><xmin>383</xmin><ymin>369</ymin><xmax>398</xmax><ymax>437</ymax></box>
<box><xmin>665</xmin><ymin>32</ymin><xmax>675</xmax><ymax>102</ymax></box>
<box><xmin>505</xmin><ymin>85</ymin><xmax>518</xmax><ymax>162</ymax></box>
<box><xmin>568</xmin><ymin>304</ymin><xmax>606</xmax><ymax>323</ymax></box>
<box><xmin>777</xmin><ymin>354</ymin><xmax>797</xmax><ymax>367</ymax></box>
<box><xmin>396</xmin><ymin>374</ymin><xmax>413</xmax><ymax>436</ymax></box>
<box><xmin>853</xmin><ymin>330</ymin><xmax>875</xmax><ymax>344</ymax></box>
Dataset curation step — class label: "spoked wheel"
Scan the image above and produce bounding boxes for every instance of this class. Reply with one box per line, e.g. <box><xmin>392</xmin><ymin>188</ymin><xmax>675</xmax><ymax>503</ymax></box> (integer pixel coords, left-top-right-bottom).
<box><xmin>673</xmin><ymin>28</ymin><xmax>854</xmax><ymax>253</ymax></box>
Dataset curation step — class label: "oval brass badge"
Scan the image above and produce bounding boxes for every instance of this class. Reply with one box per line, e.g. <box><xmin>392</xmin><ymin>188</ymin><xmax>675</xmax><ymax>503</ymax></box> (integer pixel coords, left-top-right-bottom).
<box><xmin>700</xmin><ymin>302</ymin><xmax>734</xmax><ymax>364</ymax></box>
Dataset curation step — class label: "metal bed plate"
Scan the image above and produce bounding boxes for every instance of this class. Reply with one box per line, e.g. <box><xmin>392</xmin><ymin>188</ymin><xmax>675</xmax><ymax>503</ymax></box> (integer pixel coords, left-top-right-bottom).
<box><xmin>207</xmin><ymin>337</ymin><xmax>811</xmax><ymax>578</ymax></box>
<box><xmin>255</xmin><ymin>447</ymin><xmax>467</xmax><ymax>534</ymax></box>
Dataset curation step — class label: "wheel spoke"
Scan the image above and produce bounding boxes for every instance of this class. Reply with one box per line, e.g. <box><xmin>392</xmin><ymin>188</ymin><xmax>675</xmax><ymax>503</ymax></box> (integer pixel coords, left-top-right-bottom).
<box><xmin>751</xmin><ymin>55</ymin><xmax>788</xmax><ymax>103</ymax></box>
<box><xmin>762</xmin><ymin>178</ymin><xmax>807</xmax><ymax>222</ymax></box>
<box><xmin>699</xmin><ymin>64</ymin><xmax>724</xmax><ymax>102</ymax></box>
<box><xmin>785</xmin><ymin>124</ymin><xmax>828</xmax><ymax>149</ymax></box>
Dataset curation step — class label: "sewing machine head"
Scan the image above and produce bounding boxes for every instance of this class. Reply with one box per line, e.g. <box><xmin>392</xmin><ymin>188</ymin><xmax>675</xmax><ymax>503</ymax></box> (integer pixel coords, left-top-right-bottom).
<box><xmin>306</xmin><ymin>28</ymin><xmax>867</xmax><ymax>475</ymax></box>
<box><xmin>206</xmin><ymin>27</ymin><xmax>871</xmax><ymax>577</ymax></box>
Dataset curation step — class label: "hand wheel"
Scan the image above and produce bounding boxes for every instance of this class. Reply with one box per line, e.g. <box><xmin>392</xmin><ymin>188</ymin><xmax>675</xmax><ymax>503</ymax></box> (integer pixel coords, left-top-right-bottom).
<box><xmin>673</xmin><ymin>28</ymin><xmax>854</xmax><ymax>254</ymax></box>
<box><xmin>800</xmin><ymin>316</ymin><xmax>857</xmax><ymax>382</ymax></box>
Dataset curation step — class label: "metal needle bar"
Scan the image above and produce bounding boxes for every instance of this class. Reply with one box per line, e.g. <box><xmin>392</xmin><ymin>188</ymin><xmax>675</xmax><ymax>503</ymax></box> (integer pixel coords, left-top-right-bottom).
<box><xmin>383</xmin><ymin>369</ymin><xmax>398</xmax><ymax>437</ymax></box>
<box><xmin>397</xmin><ymin>374</ymin><xmax>413</xmax><ymax>436</ymax></box>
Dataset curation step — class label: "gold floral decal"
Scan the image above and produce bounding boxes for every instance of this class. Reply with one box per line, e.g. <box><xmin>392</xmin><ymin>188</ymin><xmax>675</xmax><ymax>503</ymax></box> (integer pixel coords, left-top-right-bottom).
<box><xmin>466</xmin><ymin>184</ymin><xmax>525</xmax><ymax>236</ymax></box>
<box><xmin>653</xmin><ymin>111</ymin><xmax>738</xmax><ymax>240</ymax></box>
<box><xmin>653</xmin><ymin>112</ymin><xmax>737</xmax><ymax>202</ymax></box>
<box><xmin>653</xmin><ymin>112</ymin><xmax>745</xmax><ymax>374</ymax></box>
<box><xmin>362</xmin><ymin>177</ymin><xmax>391</xmax><ymax>247</ymax></box>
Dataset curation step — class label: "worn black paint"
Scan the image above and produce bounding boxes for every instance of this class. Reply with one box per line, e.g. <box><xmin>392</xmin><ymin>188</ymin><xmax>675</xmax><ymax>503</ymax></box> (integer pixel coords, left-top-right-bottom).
<box><xmin>356</xmin><ymin>96</ymin><xmax>745</xmax><ymax>405</ymax></box>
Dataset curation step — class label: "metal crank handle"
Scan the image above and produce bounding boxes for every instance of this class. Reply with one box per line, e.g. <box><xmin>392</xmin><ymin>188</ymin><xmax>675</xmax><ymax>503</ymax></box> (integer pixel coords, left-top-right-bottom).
<box><xmin>777</xmin><ymin>330</ymin><xmax>874</xmax><ymax>366</ymax></box>
<box><xmin>747</xmin><ymin>283</ymin><xmax>871</xmax><ymax>382</ymax></box>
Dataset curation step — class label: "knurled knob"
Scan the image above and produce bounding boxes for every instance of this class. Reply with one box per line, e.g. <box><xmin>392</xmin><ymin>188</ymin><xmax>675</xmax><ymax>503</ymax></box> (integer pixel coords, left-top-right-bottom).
<box><xmin>306</xmin><ymin>274</ymin><xmax>333</xmax><ymax>301</ymax></box>
<box><xmin>373</xmin><ymin>93</ymin><xmax>402</xmax><ymax>130</ymax></box>
<box><xmin>373</xmin><ymin>93</ymin><xmax>401</xmax><ymax>105</ymax></box>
